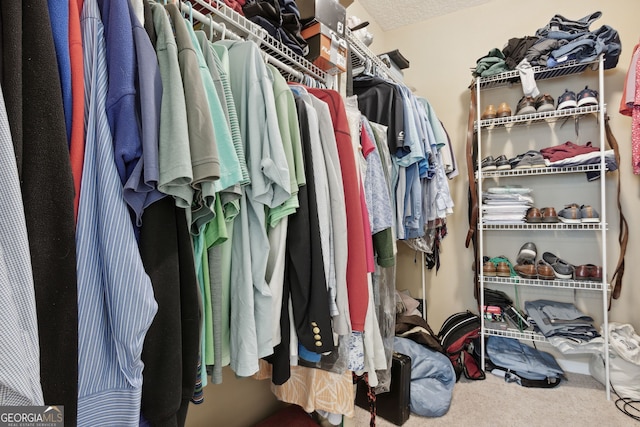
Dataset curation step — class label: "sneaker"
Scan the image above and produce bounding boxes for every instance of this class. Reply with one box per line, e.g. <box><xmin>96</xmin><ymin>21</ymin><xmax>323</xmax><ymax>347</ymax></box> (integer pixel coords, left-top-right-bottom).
<box><xmin>516</xmin><ymin>242</ymin><xmax>537</xmax><ymax>264</ymax></box>
<box><xmin>481</xmin><ymin>104</ymin><xmax>497</xmax><ymax>120</ymax></box>
<box><xmin>534</xmin><ymin>93</ymin><xmax>555</xmax><ymax>112</ymax></box>
<box><xmin>557</xmin><ymin>89</ymin><xmax>578</xmax><ymax>110</ymax></box>
<box><xmin>558</xmin><ymin>203</ymin><xmax>582</xmax><ymax>223</ymax></box>
<box><xmin>577</xmin><ymin>86</ymin><xmax>599</xmax><ymax>107</ymax></box>
<box><xmin>480</xmin><ymin>155</ymin><xmax>497</xmax><ymax>171</ymax></box>
<box><xmin>512</xmin><ymin>151</ymin><xmax>546</xmax><ymax>169</ymax></box>
<box><xmin>515</xmin><ymin>96</ymin><xmax>536</xmax><ymax>115</ymax></box>
<box><xmin>580</xmin><ymin>205</ymin><xmax>600</xmax><ymax>223</ymax></box>
<box><xmin>497</xmin><ymin>102</ymin><xmax>512</xmax><ymax>117</ymax></box>
<box><xmin>494</xmin><ymin>154</ymin><xmax>511</xmax><ymax>170</ymax></box>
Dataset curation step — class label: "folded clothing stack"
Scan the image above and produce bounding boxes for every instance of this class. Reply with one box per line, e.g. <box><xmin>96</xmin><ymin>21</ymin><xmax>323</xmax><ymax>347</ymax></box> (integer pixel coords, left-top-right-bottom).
<box><xmin>482</xmin><ymin>186</ymin><xmax>533</xmax><ymax>224</ymax></box>
<box><xmin>525</xmin><ymin>299</ymin><xmax>599</xmax><ymax>341</ymax></box>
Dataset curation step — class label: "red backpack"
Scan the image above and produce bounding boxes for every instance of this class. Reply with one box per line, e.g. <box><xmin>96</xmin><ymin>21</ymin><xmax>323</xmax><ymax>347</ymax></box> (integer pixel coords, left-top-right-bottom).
<box><xmin>438</xmin><ymin>311</ymin><xmax>486</xmax><ymax>381</ymax></box>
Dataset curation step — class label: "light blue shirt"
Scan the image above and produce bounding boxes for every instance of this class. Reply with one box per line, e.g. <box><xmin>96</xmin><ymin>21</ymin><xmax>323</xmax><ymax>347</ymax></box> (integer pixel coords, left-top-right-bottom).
<box><xmin>77</xmin><ymin>2</ymin><xmax>158</xmax><ymax>424</ymax></box>
<box><xmin>0</xmin><ymin>84</ymin><xmax>44</xmax><ymax>406</ymax></box>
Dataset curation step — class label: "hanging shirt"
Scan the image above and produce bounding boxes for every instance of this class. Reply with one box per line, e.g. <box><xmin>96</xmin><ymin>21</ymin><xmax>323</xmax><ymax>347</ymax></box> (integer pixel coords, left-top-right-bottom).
<box><xmin>165</xmin><ymin>3</ymin><xmax>221</xmax><ymax>234</ymax></box>
<box><xmin>125</xmin><ymin>0</ymin><xmax>165</xmax><ymax>225</ymax></box>
<box><xmin>0</xmin><ymin>84</ymin><xmax>44</xmax><ymax>407</ymax></box>
<box><xmin>152</xmin><ymin>3</ymin><xmax>193</xmax><ymax>210</ymax></box>
<box><xmin>78</xmin><ymin>1</ymin><xmax>157</xmax><ymax>425</ymax></box>
<box><xmin>69</xmin><ymin>0</ymin><xmax>86</xmax><ymax>222</ymax></box>
<box><xmin>98</xmin><ymin>0</ymin><xmax>144</xmax><ymax>219</ymax></box>
<box><xmin>216</xmin><ymin>39</ymin><xmax>291</xmax><ymax>376</ymax></box>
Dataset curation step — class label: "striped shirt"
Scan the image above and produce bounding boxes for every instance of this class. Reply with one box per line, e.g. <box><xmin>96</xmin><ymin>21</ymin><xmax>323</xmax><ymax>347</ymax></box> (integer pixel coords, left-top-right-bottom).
<box><xmin>0</xmin><ymin>84</ymin><xmax>44</xmax><ymax>407</ymax></box>
<box><xmin>77</xmin><ymin>1</ymin><xmax>157</xmax><ymax>425</ymax></box>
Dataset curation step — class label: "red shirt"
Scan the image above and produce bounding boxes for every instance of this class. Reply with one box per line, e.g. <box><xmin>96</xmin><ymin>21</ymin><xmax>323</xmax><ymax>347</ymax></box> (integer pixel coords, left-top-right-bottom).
<box><xmin>69</xmin><ymin>0</ymin><xmax>85</xmax><ymax>222</ymax></box>
<box><xmin>308</xmin><ymin>88</ymin><xmax>369</xmax><ymax>332</ymax></box>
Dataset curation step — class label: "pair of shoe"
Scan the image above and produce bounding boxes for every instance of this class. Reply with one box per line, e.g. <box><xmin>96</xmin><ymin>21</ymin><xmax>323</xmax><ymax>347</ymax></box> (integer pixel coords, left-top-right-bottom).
<box><xmin>483</xmin><ymin>256</ymin><xmax>515</xmax><ymax>277</ymax></box>
<box><xmin>525</xmin><ymin>207</ymin><xmax>558</xmax><ymax>223</ymax></box>
<box><xmin>481</xmin><ymin>102</ymin><xmax>512</xmax><ymax>120</ymax></box>
<box><xmin>574</xmin><ymin>264</ymin><xmax>603</xmax><ymax>281</ymax></box>
<box><xmin>514</xmin><ymin>94</ymin><xmax>555</xmax><ymax>115</ymax></box>
<box><xmin>514</xmin><ymin>260</ymin><xmax>555</xmax><ymax>280</ymax></box>
<box><xmin>558</xmin><ymin>203</ymin><xmax>600</xmax><ymax>224</ymax></box>
<box><xmin>557</xmin><ymin>86</ymin><xmax>599</xmax><ymax>110</ymax></box>
<box><xmin>480</xmin><ymin>155</ymin><xmax>511</xmax><ymax>171</ymax></box>
<box><xmin>510</xmin><ymin>150</ymin><xmax>546</xmax><ymax>169</ymax></box>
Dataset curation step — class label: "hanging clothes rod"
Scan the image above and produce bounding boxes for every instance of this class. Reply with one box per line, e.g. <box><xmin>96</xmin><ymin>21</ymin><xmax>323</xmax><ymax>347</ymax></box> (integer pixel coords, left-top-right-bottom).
<box><xmin>178</xmin><ymin>2</ymin><xmax>305</xmax><ymax>81</ymax></box>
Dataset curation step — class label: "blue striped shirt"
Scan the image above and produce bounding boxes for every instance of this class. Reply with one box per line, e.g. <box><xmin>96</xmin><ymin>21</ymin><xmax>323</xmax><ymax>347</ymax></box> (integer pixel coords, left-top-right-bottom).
<box><xmin>0</xmin><ymin>84</ymin><xmax>44</xmax><ymax>407</ymax></box>
<box><xmin>77</xmin><ymin>1</ymin><xmax>157</xmax><ymax>425</ymax></box>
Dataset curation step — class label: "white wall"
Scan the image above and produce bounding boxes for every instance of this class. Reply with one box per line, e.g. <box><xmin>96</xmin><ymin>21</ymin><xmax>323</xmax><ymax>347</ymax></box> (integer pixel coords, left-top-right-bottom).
<box><xmin>348</xmin><ymin>0</ymin><xmax>640</xmax><ymax>333</ymax></box>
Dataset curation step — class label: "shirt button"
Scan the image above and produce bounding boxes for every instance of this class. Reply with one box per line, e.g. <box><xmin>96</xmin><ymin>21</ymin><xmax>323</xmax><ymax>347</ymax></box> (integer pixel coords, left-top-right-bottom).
<box><xmin>315</xmin><ymin>341</ymin><xmax>322</xmax><ymax>347</ymax></box>
<box><xmin>312</xmin><ymin>327</ymin><xmax>320</xmax><ymax>334</ymax></box>
<box><xmin>314</xmin><ymin>334</ymin><xmax>321</xmax><ymax>340</ymax></box>
<box><xmin>311</xmin><ymin>321</ymin><xmax>318</xmax><ymax>326</ymax></box>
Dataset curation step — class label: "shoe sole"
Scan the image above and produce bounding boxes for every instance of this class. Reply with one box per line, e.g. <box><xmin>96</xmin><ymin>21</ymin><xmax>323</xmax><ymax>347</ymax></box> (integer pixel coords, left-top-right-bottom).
<box><xmin>536</xmin><ymin>104</ymin><xmax>555</xmax><ymax>113</ymax></box>
<box><xmin>482</xmin><ymin>165</ymin><xmax>497</xmax><ymax>171</ymax></box>
<box><xmin>526</xmin><ymin>218</ymin><xmax>542</xmax><ymax>223</ymax></box>
<box><xmin>542</xmin><ymin>217</ymin><xmax>559</xmax><ymax>223</ymax></box>
<box><xmin>577</xmin><ymin>97</ymin><xmax>598</xmax><ymax>107</ymax></box>
<box><xmin>515</xmin><ymin>106</ymin><xmax>536</xmax><ymax>115</ymax></box>
<box><xmin>557</xmin><ymin>100</ymin><xmax>578</xmax><ymax>110</ymax></box>
<box><xmin>554</xmin><ymin>270</ymin><xmax>573</xmax><ymax>280</ymax></box>
<box><xmin>496</xmin><ymin>164</ymin><xmax>511</xmax><ymax>170</ymax></box>
<box><xmin>559</xmin><ymin>217</ymin><xmax>581</xmax><ymax>224</ymax></box>
<box><xmin>581</xmin><ymin>218</ymin><xmax>600</xmax><ymax>223</ymax></box>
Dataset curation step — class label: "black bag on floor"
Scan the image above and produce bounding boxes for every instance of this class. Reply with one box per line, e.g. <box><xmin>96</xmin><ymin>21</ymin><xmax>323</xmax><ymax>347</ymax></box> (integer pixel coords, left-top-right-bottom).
<box><xmin>438</xmin><ymin>311</ymin><xmax>485</xmax><ymax>381</ymax></box>
<box><xmin>355</xmin><ymin>352</ymin><xmax>411</xmax><ymax>426</ymax></box>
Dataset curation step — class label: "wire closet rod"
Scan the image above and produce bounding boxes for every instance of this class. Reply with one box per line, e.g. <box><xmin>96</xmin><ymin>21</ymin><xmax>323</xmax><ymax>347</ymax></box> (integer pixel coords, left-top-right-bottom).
<box><xmin>178</xmin><ymin>1</ymin><xmax>305</xmax><ymax>82</ymax></box>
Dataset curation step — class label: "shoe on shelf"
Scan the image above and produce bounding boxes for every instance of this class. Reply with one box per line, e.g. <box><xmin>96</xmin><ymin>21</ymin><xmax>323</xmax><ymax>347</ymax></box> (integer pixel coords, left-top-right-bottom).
<box><xmin>480</xmin><ymin>155</ymin><xmax>497</xmax><ymax>171</ymax></box>
<box><xmin>481</xmin><ymin>104</ymin><xmax>497</xmax><ymax>120</ymax></box>
<box><xmin>534</xmin><ymin>93</ymin><xmax>555</xmax><ymax>112</ymax></box>
<box><xmin>574</xmin><ymin>264</ymin><xmax>603</xmax><ymax>281</ymax></box>
<box><xmin>558</xmin><ymin>203</ymin><xmax>582</xmax><ymax>223</ymax></box>
<box><xmin>495</xmin><ymin>154</ymin><xmax>511</xmax><ymax>170</ymax></box>
<box><xmin>536</xmin><ymin>259</ymin><xmax>556</xmax><ymax>280</ymax></box>
<box><xmin>483</xmin><ymin>261</ymin><xmax>497</xmax><ymax>277</ymax></box>
<box><xmin>577</xmin><ymin>85</ymin><xmax>599</xmax><ymax>107</ymax></box>
<box><xmin>580</xmin><ymin>205</ymin><xmax>600</xmax><ymax>223</ymax></box>
<box><xmin>526</xmin><ymin>207</ymin><xmax>542</xmax><ymax>223</ymax></box>
<box><xmin>541</xmin><ymin>206</ymin><xmax>559</xmax><ymax>223</ymax></box>
<box><xmin>516</xmin><ymin>242</ymin><xmax>537</xmax><ymax>264</ymax></box>
<box><xmin>496</xmin><ymin>262</ymin><xmax>511</xmax><ymax>277</ymax></box>
<box><xmin>557</xmin><ymin>89</ymin><xmax>578</xmax><ymax>110</ymax></box>
<box><xmin>497</xmin><ymin>102</ymin><xmax>512</xmax><ymax>118</ymax></box>
<box><xmin>514</xmin><ymin>262</ymin><xmax>537</xmax><ymax>279</ymax></box>
<box><xmin>541</xmin><ymin>251</ymin><xmax>575</xmax><ymax>279</ymax></box>
<box><xmin>512</xmin><ymin>151</ymin><xmax>546</xmax><ymax>169</ymax></box>
<box><xmin>515</xmin><ymin>96</ymin><xmax>537</xmax><ymax>115</ymax></box>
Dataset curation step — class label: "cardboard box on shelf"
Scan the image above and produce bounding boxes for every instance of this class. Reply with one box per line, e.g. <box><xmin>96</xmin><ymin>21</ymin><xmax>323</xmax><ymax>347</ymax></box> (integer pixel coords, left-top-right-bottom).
<box><xmin>297</xmin><ymin>0</ymin><xmax>346</xmax><ymax>37</ymax></box>
<box><xmin>301</xmin><ymin>22</ymin><xmax>347</xmax><ymax>74</ymax></box>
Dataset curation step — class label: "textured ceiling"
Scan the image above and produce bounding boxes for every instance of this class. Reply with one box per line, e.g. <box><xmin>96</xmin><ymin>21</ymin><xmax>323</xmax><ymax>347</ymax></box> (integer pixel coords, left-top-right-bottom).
<box><xmin>358</xmin><ymin>0</ymin><xmax>493</xmax><ymax>31</ymax></box>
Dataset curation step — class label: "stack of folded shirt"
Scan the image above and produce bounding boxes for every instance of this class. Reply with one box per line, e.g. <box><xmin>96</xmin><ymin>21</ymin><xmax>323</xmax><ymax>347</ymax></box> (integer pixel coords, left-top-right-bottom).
<box><xmin>540</xmin><ymin>141</ymin><xmax>618</xmax><ymax>181</ymax></box>
<box><xmin>482</xmin><ymin>186</ymin><xmax>533</xmax><ymax>224</ymax></box>
<box><xmin>525</xmin><ymin>299</ymin><xmax>600</xmax><ymax>341</ymax></box>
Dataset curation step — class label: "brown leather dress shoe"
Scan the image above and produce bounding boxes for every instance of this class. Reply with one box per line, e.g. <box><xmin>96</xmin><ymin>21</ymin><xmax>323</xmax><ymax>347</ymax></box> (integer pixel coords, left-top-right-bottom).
<box><xmin>483</xmin><ymin>261</ymin><xmax>497</xmax><ymax>277</ymax></box>
<box><xmin>541</xmin><ymin>207</ymin><xmax>559</xmax><ymax>223</ymax></box>
<box><xmin>497</xmin><ymin>102</ymin><xmax>512</xmax><ymax>117</ymax></box>
<box><xmin>575</xmin><ymin>264</ymin><xmax>603</xmax><ymax>281</ymax></box>
<box><xmin>526</xmin><ymin>207</ymin><xmax>542</xmax><ymax>223</ymax></box>
<box><xmin>496</xmin><ymin>262</ymin><xmax>511</xmax><ymax>277</ymax></box>
<box><xmin>514</xmin><ymin>263</ymin><xmax>537</xmax><ymax>279</ymax></box>
<box><xmin>536</xmin><ymin>260</ymin><xmax>555</xmax><ymax>280</ymax></box>
<box><xmin>481</xmin><ymin>104</ymin><xmax>497</xmax><ymax>120</ymax></box>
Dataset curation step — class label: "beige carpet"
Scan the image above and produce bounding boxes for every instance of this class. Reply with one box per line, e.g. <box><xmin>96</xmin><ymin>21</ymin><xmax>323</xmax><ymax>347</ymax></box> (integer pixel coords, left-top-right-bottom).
<box><xmin>351</xmin><ymin>373</ymin><xmax>638</xmax><ymax>426</ymax></box>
